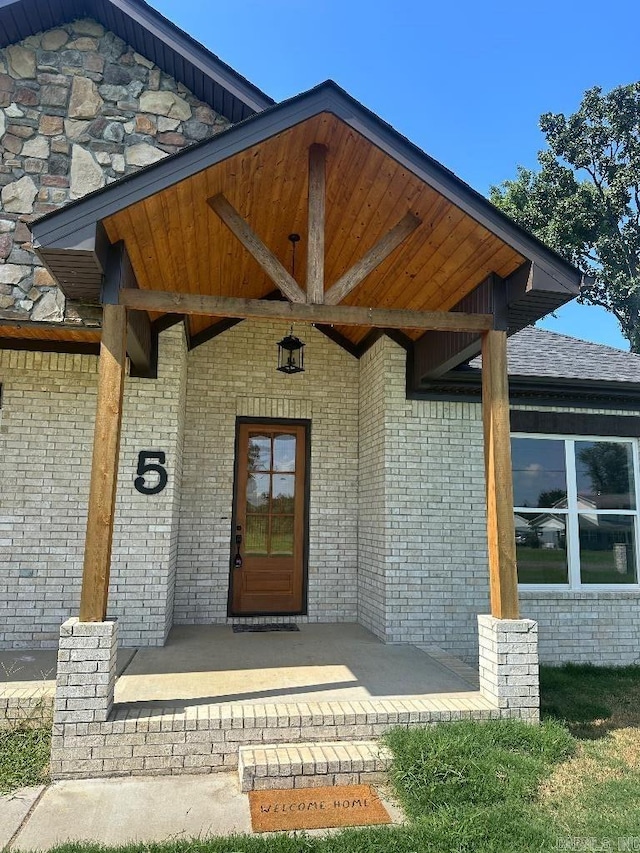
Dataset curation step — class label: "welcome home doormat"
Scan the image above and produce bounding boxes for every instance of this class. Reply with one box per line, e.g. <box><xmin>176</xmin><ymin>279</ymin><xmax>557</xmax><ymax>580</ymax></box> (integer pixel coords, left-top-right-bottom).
<box><xmin>248</xmin><ymin>784</ymin><xmax>391</xmax><ymax>832</ymax></box>
<box><xmin>232</xmin><ymin>624</ymin><xmax>299</xmax><ymax>633</ymax></box>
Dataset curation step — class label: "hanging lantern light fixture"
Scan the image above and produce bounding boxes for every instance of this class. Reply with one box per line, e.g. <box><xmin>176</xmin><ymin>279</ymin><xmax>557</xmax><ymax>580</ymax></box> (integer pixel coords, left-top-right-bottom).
<box><xmin>276</xmin><ymin>233</ymin><xmax>305</xmax><ymax>374</ymax></box>
<box><xmin>277</xmin><ymin>326</ymin><xmax>305</xmax><ymax>374</ymax></box>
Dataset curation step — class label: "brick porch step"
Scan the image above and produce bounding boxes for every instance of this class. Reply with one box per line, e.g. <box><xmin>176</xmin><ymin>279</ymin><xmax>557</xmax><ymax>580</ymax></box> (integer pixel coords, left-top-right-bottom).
<box><xmin>238</xmin><ymin>740</ymin><xmax>392</xmax><ymax>792</ymax></box>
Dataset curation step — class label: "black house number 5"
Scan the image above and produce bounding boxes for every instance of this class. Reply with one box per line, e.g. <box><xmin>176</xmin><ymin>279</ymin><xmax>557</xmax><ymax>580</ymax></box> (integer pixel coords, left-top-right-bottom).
<box><xmin>134</xmin><ymin>451</ymin><xmax>168</xmax><ymax>495</ymax></box>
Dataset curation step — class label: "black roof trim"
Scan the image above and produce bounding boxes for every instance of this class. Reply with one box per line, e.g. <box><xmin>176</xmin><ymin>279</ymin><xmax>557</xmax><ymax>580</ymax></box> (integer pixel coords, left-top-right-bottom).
<box><xmin>0</xmin><ymin>0</ymin><xmax>273</xmax><ymax>122</ymax></box>
<box><xmin>413</xmin><ymin>369</ymin><xmax>640</xmax><ymax>410</ymax></box>
<box><xmin>31</xmin><ymin>80</ymin><xmax>582</xmax><ymax>299</ymax></box>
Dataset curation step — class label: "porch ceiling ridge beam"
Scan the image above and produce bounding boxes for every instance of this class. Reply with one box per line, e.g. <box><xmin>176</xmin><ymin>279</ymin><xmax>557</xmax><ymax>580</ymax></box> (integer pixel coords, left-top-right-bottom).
<box><xmin>324</xmin><ymin>211</ymin><xmax>422</xmax><ymax>306</ymax></box>
<box><xmin>208</xmin><ymin>193</ymin><xmax>306</xmax><ymax>304</ymax></box>
<box><xmin>118</xmin><ymin>288</ymin><xmax>494</xmax><ymax>332</ymax></box>
<box><xmin>306</xmin><ymin>143</ymin><xmax>327</xmax><ymax>304</ymax></box>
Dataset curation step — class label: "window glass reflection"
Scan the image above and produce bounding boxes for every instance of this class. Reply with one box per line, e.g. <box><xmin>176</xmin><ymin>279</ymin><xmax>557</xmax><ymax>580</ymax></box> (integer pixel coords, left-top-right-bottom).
<box><xmin>247</xmin><ymin>473</ymin><xmax>270</xmax><ymax>513</ymax></box>
<box><xmin>512</xmin><ymin>438</ymin><xmax>567</xmax><ymax>508</ymax></box>
<box><xmin>272</xmin><ymin>474</ymin><xmax>295</xmax><ymax>514</ymax></box>
<box><xmin>579</xmin><ymin>514</ymin><xmax>637</xmax><ymax>584</ymax></box>
<box><xmin>575</xmin><ymin>441</ymin><xmax>635</xmax><ymax>510</ymax></box>
<box><xmin>274</xmin><ymin>434</ymin><xmax>296</xmax><ymax>472</ymax></box>
<box><xmin>271</xmin><ymin>515</ymin><xmax>294</xmax><ymax>555</ymax></box>
<box><xmin>245</xmin><ymin>515</ymin><xmax>268</xmax><ymax>555</ymax></box>
<box><xmin>248</xmin><ymin>435</ymin><xmax>271</xmax><ymax>472</ymax></box>
<box><xmin>515</xmin><ymin>512</ymin><xmax>568</xmax><ymax>584</ymax></box>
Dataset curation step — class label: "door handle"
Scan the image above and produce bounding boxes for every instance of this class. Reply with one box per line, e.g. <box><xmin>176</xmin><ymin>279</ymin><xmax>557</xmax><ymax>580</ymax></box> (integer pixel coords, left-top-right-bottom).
<box><xmin>234</xmin><ymin>525</ymin><xmax>243</xmax><ymax>569</ymax></box>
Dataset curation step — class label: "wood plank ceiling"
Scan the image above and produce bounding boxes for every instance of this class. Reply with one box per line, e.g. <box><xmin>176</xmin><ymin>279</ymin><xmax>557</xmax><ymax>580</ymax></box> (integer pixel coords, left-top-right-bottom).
<box><xmin>103</xmin><ymin>112</ymin><xmax>526</xmax><ymax>346</ymax></box>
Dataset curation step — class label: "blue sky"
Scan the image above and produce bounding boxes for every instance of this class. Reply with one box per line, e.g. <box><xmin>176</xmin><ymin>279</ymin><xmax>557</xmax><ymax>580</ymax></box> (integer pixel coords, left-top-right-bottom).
<box><xmin>156</xmin><ymin>0</ymin><xmax>640</xmax><ymax>350</ymax></box>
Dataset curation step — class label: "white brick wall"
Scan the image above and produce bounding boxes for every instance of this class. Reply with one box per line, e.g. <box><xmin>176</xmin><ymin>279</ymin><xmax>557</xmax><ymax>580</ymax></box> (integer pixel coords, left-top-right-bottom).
<box><xmin>3</xmin><ymin>321</ymin><xmax>640</xmax><ymax>664</ymax></box>
<box><xmin>0</xmin><ymin>327</ymin><xmax>186</xmax><ymax>648</ymax></box>
<box><xmin>357</xmin><ymin>339</ymin><xmax>388</xmax><ymax>637</ymax></box>
<box><xmin>519</xmin><ymin>591</ymin><xmax>640</xmax><ymax>665</ymax></box>
<box><xmin>357</xmin><ymin>336</ymin><xmax>490</xmax><ymax>655</ymax></box>
<box><xmin>356</xmin><ymin>337</ymin><xmax>640</xmax><ymax>664</ymax></box>
<box><xmin>173</xmin><ymin>320</ymin><xmax>359</xmax><ymax>624</ymax></box>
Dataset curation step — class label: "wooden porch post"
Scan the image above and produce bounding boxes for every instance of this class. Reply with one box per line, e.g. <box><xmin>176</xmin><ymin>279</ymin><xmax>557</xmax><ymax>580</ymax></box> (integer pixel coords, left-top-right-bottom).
<box><xmin>79</xmin><ymin>304</ymin><xmax>127</xmax><ymax>622</ymax></box>
<box><xmin>481</xmin><ymin>329</ymin><xmax>519</xmax><ymax>619</ymax></box>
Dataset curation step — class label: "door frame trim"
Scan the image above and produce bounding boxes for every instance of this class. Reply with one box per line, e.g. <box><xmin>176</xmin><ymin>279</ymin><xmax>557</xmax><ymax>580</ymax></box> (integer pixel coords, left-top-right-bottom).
<box><xmin>227</xmin><ymin>416</ymin><xmax>311</xmax><ymax>618</ymax></box>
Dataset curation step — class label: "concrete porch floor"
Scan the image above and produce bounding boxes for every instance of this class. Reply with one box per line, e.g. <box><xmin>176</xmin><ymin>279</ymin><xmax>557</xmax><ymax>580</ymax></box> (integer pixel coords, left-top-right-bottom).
<box><xmin>113</xmin><ymin>624</ymin><xmax>478</xmax><ymax>707</ymax></box>
<box><xmin>1</xmin><ymin>623</ymin><xmax>479</xmax><ymax>709</ymax></box>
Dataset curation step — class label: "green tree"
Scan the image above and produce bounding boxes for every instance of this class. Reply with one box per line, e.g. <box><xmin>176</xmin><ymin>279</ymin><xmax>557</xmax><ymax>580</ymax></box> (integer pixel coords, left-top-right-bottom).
<box><xmin>577</xmin><ymin>443</ymin><xmax>630</xmax><ymax>502</ymax></box>
<box><xmin>490</xmin><ymin>83</ymin><xmax>640</xmax><ymax>351</ymax></box>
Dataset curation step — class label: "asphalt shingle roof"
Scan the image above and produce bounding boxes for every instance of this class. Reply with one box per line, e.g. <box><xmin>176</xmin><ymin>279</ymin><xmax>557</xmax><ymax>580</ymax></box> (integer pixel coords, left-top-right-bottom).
<box><xmin>469</xmin><ymin>327</ymin><xmax>640</xmax><ymax>384</ymax></box>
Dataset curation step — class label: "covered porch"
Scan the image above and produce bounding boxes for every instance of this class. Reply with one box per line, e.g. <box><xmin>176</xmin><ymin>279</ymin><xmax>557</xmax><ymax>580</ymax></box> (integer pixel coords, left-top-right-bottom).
<box><xmin>27</xmin><ymin>82</ymin><xmax>582</xmax><ymax>779</ymax></box>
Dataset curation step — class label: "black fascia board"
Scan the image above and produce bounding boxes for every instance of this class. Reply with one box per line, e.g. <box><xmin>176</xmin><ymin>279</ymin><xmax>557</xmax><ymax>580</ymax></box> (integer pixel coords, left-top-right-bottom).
<box><xmin>31</xmin><ymin>81</ymin><xmax>583</xmax><ymax>300</ymax></box>
<box><xmin>0</xmin><ymin>0</ymin><xmax>273</xmax><ymax>119</ymax></box>
<box><xmin>413</xmin><ymin>367</ymin><xmax>640</xmax><ymax>409</ymax></box>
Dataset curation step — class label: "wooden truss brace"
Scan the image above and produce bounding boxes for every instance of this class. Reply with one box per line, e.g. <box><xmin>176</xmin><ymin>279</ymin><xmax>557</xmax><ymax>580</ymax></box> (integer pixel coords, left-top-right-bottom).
<box><xmin>324</xmin><ymin>212</ymin><xmax>421</xmax><ymax>305</ymax></box>
<box><xmin>208</xmin><ymin>194</ymin><xmax>306</xmax><ymax>304</ymax></box>
<box><xmin>208</xmin><ymin>144</ymin><xmax>421</xmax><ymax>306</ymax></box>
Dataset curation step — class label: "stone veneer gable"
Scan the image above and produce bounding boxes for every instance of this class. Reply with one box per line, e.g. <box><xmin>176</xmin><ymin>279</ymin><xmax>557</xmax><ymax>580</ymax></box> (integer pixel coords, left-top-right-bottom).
<box><xmin>0</xmin><ymin>18</ymin><xmax>230</xmax><ymax>323</ymax></box>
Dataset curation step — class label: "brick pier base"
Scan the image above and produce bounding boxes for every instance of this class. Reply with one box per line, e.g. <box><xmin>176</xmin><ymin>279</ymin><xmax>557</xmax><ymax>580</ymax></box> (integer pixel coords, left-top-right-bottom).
<box><xmin>51</xmin><ymin>618</ymin><xmax>118</xmax><ymax>776</ymax></box>
<box><xmin>477</xmin><ymin>615</ymin><xmax>540</xmax><ymax>723</ymax></box>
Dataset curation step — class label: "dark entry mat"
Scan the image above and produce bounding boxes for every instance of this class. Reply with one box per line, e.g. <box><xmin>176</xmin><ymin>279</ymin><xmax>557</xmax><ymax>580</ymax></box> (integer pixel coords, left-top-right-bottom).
<box><xmin>232</xmin><ymin>623</ymin><xmax>300</xmax><ymax>633</ymax></box>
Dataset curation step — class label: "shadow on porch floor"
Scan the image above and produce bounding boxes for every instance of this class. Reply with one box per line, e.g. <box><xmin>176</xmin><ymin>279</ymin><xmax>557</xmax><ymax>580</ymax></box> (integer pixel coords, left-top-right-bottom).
<box><xmin>113</xmin><ymin>623</ymin><xmax>478</xmax><ymax>708</ymax></box>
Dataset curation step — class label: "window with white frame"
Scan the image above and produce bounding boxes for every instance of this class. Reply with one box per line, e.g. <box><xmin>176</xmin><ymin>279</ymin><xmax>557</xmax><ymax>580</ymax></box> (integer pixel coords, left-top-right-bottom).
<box><xmin>511</xmin><ymin>434</ymin><xmax>640</xmax><ymax>588</ymax></box>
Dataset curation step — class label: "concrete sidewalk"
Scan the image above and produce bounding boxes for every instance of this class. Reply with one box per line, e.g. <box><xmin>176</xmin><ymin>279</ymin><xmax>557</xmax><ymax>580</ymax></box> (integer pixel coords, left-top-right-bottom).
<box><xmin>1</xmin><ymin>775</ymin><xmax>251</xmax><ymax>850</ymax></box>
<box><xmin>0</xmin><ymin>775</ymin><xmax>403</xmax><ymax>850</ymax></box>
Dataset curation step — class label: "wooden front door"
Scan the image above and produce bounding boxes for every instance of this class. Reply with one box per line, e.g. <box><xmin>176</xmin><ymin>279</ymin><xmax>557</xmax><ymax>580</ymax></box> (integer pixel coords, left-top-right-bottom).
<box><xmin>231</xmin><ymin>422</ymin><xmax>307</xmax><ymax>615</ymax></box>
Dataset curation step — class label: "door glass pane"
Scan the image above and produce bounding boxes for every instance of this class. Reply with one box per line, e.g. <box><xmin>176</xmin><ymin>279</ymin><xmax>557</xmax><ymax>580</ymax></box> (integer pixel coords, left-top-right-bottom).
<box><xmin>245</xmin><ymin>515</ymin><xmax>268</xmax><ymax>555</ymax></box>
<box><xmin>579</xmin><ymin>514</ymin><xmax>637</xmax><ymax>584</ymax></box>
<box><xmin>274</xmin><ymin>434</ymin><xmax>296</xmax><ymax>472</ymax></box>
<box><xmin>511</xmin><ymin>438</ymin><xmax>567</xmax><ymax>508</ymax></box>
<box><xmin>271</xmin><ymin>515</ymin><xmax>294</xmax><ymax>555</ymax></box>
<box><xmin>575</xmin><ymin>441</ymin><xmax>635</xmax><ymax>510</ymax></box>
<box><xmin>272</xmin><ymin>474</ymin><xmax>295</xmax><ymax>513</ymax></box>
<box><xmin>247</xmin><ymin>473</ymin><xmax>270</xmax><ymax>513</ymax></box>
<box><xmin>515</xmin><ymin>512</ymin><xmax>568</xmax><ymax>584</ymax></box>
<box><xmin>248</xmin><ymin>435</ymin><xmax>271</xmax><ymax>472</ymax></box>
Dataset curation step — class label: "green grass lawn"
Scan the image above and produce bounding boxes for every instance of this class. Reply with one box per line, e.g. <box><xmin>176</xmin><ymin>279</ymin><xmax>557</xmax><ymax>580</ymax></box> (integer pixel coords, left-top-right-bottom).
<box><xmin>4</xmin><ymin>665</ymin><xmax>640</xmax><ymax>851</ymax></box>
<box><xmin>0</xmin><ymin>723</ymin><xmax>51</xmax><ymax>793</ymax></box>
<box><xmin>517</xmin><ymin>545</ymin><xmax>636</xmax><ymax>584</ymax></box>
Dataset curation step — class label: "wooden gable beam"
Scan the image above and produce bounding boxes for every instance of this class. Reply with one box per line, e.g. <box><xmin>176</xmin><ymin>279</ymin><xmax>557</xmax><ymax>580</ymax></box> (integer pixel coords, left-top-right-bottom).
<box><xmin>208</xmin><ymin>194</ymin><xmax>306</xmax><ymax>304</ymax></box>
<box><xmin>306</xmin><ymin>144</ymin><xmax>327</xmax><ymax>304</ymax></box>
<box><xmin>324</xmin><ymin>211</ymin><xmax>421</xmax><ymax>306</ymax></box>
<box><xmin>119</xmin><ymin>288</ymin><xmax>493</xmax><ymax>332</ymax></box>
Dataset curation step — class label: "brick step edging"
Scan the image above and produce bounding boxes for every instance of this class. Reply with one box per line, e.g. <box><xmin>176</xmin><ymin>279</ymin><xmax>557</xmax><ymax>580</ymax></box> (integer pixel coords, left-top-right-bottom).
<box><xmin>238</xmin><ymin>739</ymin><xmax>392</xmax><ymax>791</ymax></box>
